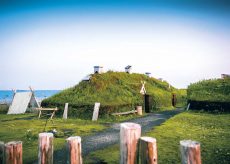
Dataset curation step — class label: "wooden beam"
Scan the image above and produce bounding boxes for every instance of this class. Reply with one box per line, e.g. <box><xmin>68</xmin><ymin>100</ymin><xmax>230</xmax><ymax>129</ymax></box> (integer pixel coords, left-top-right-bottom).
<box><xmin>112</xmin><ymin>110</ymin><xmax>137</xmax><ymax>116</ymax></box>
<box><xmin>120</xmin><ymin>123</ymin><xmax>141</xmax><ymax>164</ymax></box>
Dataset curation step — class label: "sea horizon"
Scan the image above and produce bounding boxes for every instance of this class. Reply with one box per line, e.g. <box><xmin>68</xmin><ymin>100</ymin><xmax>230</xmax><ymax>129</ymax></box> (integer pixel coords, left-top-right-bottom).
<box><xmin>0</xmin><ymin>90</ymin><xmax>61</xmax><ymax>104</ymax></box>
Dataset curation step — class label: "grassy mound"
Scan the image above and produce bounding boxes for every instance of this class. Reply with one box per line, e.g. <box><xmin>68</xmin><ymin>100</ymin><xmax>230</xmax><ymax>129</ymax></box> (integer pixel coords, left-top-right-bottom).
<box><xmin>188</xmin><ymin>78</ymin><xmax>230</xmax><ymax>102</ymax></box>
<box><xmin>43</xmin><ymin>71</ymin><xmax>186</xmax><ymax>117</ymax></box>
<box><xmin>187</xmin><ymin>78</ymin><xmax>230</xmax><ymax>111</ymax></box>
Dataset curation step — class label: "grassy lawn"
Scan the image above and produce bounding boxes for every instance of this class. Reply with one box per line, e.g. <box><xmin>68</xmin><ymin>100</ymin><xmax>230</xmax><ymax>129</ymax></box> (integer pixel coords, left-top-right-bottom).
<box><xmin>0</xmin><ymin>113</ymin><xmax>106</xmax><ymax>163</ymax></box>
<box><xmin>0</xmin><ymin>111</ymin><xmax>146</xmax><ymax>163</ymax></box>
<box><xmin>85</xmin><ymin>111</ymin><xmax>230</xmax><ymax>164</ymax></box>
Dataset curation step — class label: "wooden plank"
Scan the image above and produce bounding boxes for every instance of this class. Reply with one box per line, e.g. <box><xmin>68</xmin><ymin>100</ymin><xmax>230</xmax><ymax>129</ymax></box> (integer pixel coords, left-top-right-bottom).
<box><xmin>63</xmin><ymin>103</ymin><xmax>69</xmax><ymax>119</ymax></box>
<box><xmin>180</xmin><ymin>140</ymin><xmax>201</xmax><ymax>164</ymax></box>
<box><xmin>186</xmin><ymin>103</ymin><xmax>190</xmax><ymax>111</ymax></box>
<box><xmin>112</xmin><ymin>110</ymin><xmax>137</xmax><ymax>116</ymax></box>
<box><xmin>35</xmin><ymin>108</ymin><xmax>58</xmax><ymax>111</ymax></box>
<box><xmin>92</xmin><ymin>103</ymin><xmax>100</xmax><ymax>121</ymax></box>
<box><xmin>120</xmin><ymin>123</ymin><xmax>141</xmax><ymax>164</ymax></box>
<box><xmin>50</xmin><ymin>108</ymin><xmax>57</xmax><ymax>120</ymax></box>
<box><xmin>5</xmin><ymin>141</ymin><xmax>22</xmax><ymax>164</ymax></box>
<box><xmin>66</xmin><ymin>136</ymin><xmax>82</xmax><ymax>164</ymax></box>
<box><xmin>38</xmin><ymin>133</ymin><xmax>53</xmax><ymax>164</ymax></box>
<box><xmin>37</xmin><ymin>107</ymin><xmax>58</xmax><ymax>119</ymax></box>
<box><xmin>139</xmin><ymin>137</ymin><xmax>157</xmax><ymax>164</ymax></box>
<box><xmin>0</xmin><ymin>141</ymin><xmax>4</xmax><ymax>164</ymax></box>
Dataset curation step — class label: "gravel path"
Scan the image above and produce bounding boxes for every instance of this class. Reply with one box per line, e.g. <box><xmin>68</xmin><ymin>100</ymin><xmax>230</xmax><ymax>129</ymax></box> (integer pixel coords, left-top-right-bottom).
<box><xmin>53</xmin><ymin>109</ymin><xmax>183</xmax><ymax>163</ymax></box>
<box><xmin>81</xmin><ymin>109</ymin><xmax>183</xmax><ymax>155</ymax></box>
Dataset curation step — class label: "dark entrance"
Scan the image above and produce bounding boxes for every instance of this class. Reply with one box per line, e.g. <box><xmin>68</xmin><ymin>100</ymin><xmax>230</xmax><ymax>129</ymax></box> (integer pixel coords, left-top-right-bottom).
<box><xmin>172</xmin><ymin>93</ymin><xmax>177</xmax><ymax>107</ymax></box>
<box><xmin>144</xmin><ymin>94</ymin><xmax>151</xmax><ymax>113</ymax></box>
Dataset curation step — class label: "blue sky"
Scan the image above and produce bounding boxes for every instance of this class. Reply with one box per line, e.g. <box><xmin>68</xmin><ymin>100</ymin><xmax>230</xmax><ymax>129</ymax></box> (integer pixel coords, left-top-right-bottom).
<box><xmin>1</xmin><ymin>0</ymin><xmax>230</xmax><ymax>89</ymax></box>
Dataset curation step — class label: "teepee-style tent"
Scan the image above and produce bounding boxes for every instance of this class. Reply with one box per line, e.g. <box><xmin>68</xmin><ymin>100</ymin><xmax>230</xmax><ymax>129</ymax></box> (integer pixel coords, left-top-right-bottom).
<box><xmin>7</xmin><ymin>88</ymin><xmax>40</xmax><ymax>114</ymax></box>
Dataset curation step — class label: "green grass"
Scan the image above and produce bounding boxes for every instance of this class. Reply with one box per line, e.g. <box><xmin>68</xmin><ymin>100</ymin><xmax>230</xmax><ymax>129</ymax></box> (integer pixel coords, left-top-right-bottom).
<box><xmin>42</xmin><ymin>71</ymin><xmax>187</xmax><ymax>117</ymax></box>
<box><xmin>0</xmin><ymin>114</ymin><xmax>106</xmax><ymax>163</ymax></box>
<box><xmin>187</xmin><ymin>78</ymin><xmax>230</xmax><ymax>102</ymax></box>
<box><xmin>84</xmin><ymin>111</ymin><xmax>230</xmax><ymax>163</ymax></box>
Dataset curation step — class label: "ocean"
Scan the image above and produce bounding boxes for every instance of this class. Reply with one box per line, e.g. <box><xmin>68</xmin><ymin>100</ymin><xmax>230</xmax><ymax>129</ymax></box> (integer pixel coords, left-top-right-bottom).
<box><xmin>0</xmin><ymin>90</ymin><xmax>61</xmax><ymax>104</ymax></box>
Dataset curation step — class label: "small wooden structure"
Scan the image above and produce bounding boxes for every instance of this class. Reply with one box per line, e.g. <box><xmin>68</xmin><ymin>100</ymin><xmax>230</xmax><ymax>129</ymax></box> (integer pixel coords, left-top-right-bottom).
<box><xmin>140</xmin><ymin>81</ymin><xmax>146</xmax><ymax>95</ymax></box>
<box><xmin>36</xmin><ymin>107</ymin><xmax>58</xmax><ymax>119</ymax></box>
<box><xmin>125</xmin><ymin>65</ymin><xmax>132</xmax><ymax>74</ymax></box>
<box><xmin>158</xmin><ymin>78</ymin><xmax>163</xmax><ymax>82</ymax></box>
<box><xmin>7</xmin><ymin>88</ymin><xmax>40</xmax><ymax>114</ymax></box>
<box><xmin>94</xmin><ymin>66</ymin><xmax>103</xmax><ymax>74</ymax></box>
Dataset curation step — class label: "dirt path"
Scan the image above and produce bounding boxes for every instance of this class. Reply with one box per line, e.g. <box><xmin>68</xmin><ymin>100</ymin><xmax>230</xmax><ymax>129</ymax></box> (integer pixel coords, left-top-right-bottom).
<box><xmin>52</xmin><ymin>109</ymin><xmax>183</xmax><ymax>163</ymax></box>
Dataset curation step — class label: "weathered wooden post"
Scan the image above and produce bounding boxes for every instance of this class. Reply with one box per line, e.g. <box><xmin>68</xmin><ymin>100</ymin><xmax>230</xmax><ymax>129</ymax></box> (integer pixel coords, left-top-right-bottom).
<box><xmin>63</xmin><ymin>103</ymin><xmax>69</xmax><ymax>119</ymax></box>
<box><xmin>66</xmin><ymin>136</ymin><xmax>82</xmax><ymax>164</ymax></box>
<box><xmin>0</xmin><ymin>141</ymin><xmax>5</xmax><ymax>164</ymax></box>
<box><xmin>120</xmin><ymin>123</ymin><xmax>141</xmax><ymax>164</ymax></box>
<box><xmin>5</xmin><ymin>141</ymin><xmax>22</xmax><ymax>164</ymax></box>
<box><xmin>136</xmin><ymin>106</ymin><xmax>142</xmax><ymax>116</ymax></box>
<box><xmin>139</xmin><ymin>137</ymin><xmax>157</xmax><ymax>164</ymax></box>
<box><xmin>38</xmin><ymin>133</ymin><xmax>53</xmax><ymax>164</ymax></box>
<box><xmin>180</xmin><ymin>140</ymin><xmax>201</xmax><ymax>164</ymax></box>
<box><xmin>92</xmin><ymin>102</ymin><xmax>100</xmax><ymax>121</ymax></box>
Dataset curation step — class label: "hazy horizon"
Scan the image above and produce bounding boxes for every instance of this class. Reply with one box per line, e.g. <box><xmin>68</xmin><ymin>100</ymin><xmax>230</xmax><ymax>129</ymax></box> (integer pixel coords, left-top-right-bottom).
<box><xmin>1</xmin><ymin>0</ymin><xmax>229</xmax><ymax>90</ymax></box>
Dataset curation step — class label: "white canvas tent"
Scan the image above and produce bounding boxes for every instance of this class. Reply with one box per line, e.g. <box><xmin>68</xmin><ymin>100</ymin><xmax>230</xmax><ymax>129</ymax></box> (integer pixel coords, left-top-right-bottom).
<box><xmin>7</xmin><ymin>91</ymin><xmax>40</xmax><ymax>114</ymax></box>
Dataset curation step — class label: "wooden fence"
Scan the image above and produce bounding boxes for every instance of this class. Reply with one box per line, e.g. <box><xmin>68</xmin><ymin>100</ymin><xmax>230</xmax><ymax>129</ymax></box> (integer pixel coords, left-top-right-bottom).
<box><xmin>0</xmin><ymin>123</ymin><xmax>201</xmax><ymax>164</ymax></box>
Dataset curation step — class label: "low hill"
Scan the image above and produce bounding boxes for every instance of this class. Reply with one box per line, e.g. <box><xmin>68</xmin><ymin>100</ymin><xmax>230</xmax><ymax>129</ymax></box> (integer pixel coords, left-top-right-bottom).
<box><xmin>187</xmin><ymin>78</ymin><xmax>230</xmax><ymax>111</ymax></box>
<box><xmin>42</xmin><ymin>71</ymin><xmax>186</xmax><ymax>117</ymax></box>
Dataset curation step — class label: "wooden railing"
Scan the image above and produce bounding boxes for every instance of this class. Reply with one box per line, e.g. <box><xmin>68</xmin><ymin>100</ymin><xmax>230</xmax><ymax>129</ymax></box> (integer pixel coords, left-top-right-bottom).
<box><xmin>0</xmin><ymin>123</ymin><xmax>201</xmax><ymax>164</ymax></box>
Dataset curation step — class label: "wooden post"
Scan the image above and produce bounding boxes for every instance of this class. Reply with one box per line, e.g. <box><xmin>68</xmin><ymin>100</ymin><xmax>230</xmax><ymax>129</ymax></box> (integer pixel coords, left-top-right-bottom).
<box><xmin>186</xmin><ymin>103</ymin><xmax>190</xmax><ymax>111</ymax></box>
<box><xmin>136</xmin><ymin>106</ymin><xmax>142</xmax><ymax>116</ymax></box>
<box><xmin>0</xmin><ymin>142</ymin><xmax>5</xmax><ymax>164</ymax></box>
<box><xmin>120</xmin><ymin>123</ymin><xmax>141</xmax><ymax>164</ymax></box>
<box><xmin>66</xmin><ymin>136</ymin><xmax>82</xmax><ymax>164</ymax></box>
<box><xmin>5</xmin><ymin>141</ymin><xmax>22</xmax><ymax>164</ymax></box>
<box><xmin>38</xmin><ymin>133</ymin><xmax>53</xmax><ymax>164</ymax></box>
<box><xmin>63</xmin><ymin>103</ymin><xmax>69</xmax><ymax>119</ymax></box>
<box><xmin>180</xmin><ymin>140</ymin><xmax>201</xmax><ymax>164</ymax></box>
<box><xmin>92</xmin><ymin>102</ymin><xmax>100</xmax><ymax>121</ymax></box>
<box><xmin>139</xmin><ymin>137</ymin><xmax>157</xmax><ymax>164</ymax></box>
